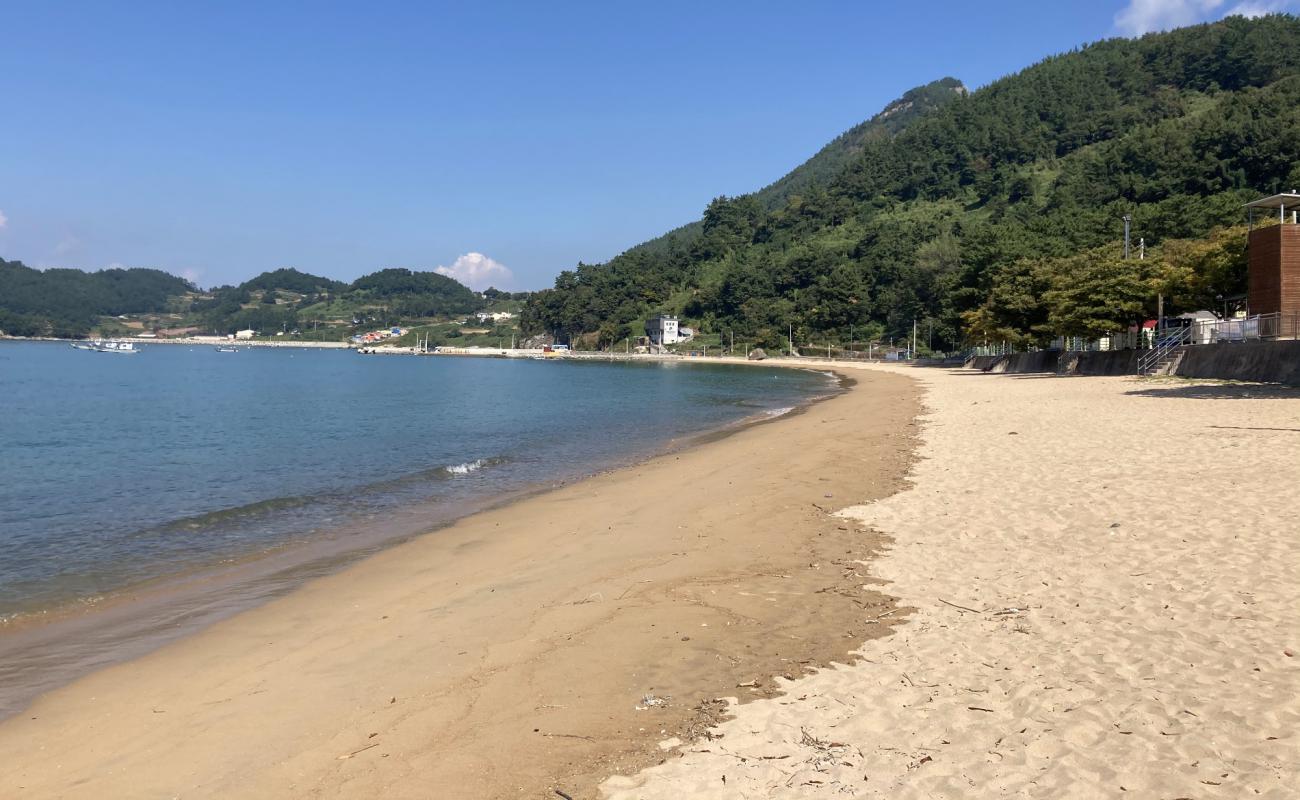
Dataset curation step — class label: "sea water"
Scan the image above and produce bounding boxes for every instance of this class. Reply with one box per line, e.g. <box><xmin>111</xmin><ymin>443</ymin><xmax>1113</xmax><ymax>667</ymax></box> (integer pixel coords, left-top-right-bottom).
<box><xmin>0</xmin><ymin>341</ymin><xmax>831</xmax><ymax>712</ymax></box>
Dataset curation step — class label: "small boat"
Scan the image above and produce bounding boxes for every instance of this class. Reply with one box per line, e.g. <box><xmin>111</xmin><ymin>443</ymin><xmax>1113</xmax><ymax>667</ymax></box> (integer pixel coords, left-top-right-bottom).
<box><xmin>71</xmin><ymin>339</ymin><xmax>139</xmax><ymax>354</ymax></box>
<box><xmin>214</xmin><ymin>345</ymin><xmax>239</xmax><ymax>353</ymax></box>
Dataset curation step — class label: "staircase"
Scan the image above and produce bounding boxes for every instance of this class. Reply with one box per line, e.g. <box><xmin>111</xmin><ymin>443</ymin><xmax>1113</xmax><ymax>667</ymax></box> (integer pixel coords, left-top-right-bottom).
<box><xmin>1137</xmin><ymin>327</ymin><xmax>1191</xmax><ymax>376</ymax></box>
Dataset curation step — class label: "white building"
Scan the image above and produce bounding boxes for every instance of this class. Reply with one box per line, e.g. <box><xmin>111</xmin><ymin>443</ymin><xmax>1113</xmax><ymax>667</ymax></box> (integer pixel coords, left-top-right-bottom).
<box><xmin>235</xmin><ymin>329</ymin><xmax>255</xmax><ymax>340</ymax></box>
<box><xmin>645</xmin><ymin>315</ymin><xmax>680</xmax><ymax>345</ymax></box>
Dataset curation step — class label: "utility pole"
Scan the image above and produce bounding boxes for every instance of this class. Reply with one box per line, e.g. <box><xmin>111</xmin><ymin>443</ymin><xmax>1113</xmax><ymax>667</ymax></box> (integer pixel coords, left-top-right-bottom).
<box><xmin>788</xmin><ymin>323</ymin><xmax>794</xmax><ymax>358</ymax></box>
<box><xmin>912</xmin><ymin>319</ymin><xmax>918</xmax><ymax>359</ymax></box>
<box><xmin>1123</xmin><ymin>214</ymin><xmax>1132</xmax><ymax>259</ymax></box>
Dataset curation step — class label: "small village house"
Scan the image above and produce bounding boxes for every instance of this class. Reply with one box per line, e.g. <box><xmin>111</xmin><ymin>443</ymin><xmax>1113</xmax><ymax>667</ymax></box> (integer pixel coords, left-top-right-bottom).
<box><xmin>645</xmin><ymin>314</ymin><xmax>680</xmax><ymax>345</ymax></box>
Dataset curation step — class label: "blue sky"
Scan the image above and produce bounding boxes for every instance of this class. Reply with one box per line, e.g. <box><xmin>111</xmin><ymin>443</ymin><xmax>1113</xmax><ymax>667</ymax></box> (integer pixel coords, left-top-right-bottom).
<box><xmin>0</xmin><ymin>0</ymin><xmax>1293</xmax><ymax>290</ymax></box>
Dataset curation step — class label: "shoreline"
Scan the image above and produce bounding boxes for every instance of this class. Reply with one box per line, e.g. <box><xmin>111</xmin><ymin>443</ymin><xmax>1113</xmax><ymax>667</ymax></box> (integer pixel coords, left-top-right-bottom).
<box><xmin>0</xmin><ymin>359</ymin><xmax>843</xmax><ymax>723</ymax></box>
<box><xmin>0</xmin><ymin>364</ymin><xmax>920</xmax><ymax>800</ymax></box>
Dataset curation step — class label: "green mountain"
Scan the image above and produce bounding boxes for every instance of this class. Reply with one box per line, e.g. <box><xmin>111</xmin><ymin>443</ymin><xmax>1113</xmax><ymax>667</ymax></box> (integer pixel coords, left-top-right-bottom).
<box><xmin>0</xmin><ymin>258</ymin><xmax>194</xmax><ymax>337</ymax></box>
<box><xmin>348</xmin><ymin>268</ymin><xmax>483</xmax><ymax>317</ymax></box>
<box><xmin>0</xmin><ymin>259</ymin><xmax>491</xmax><ymax>339</ymax></box>
<box><xmin>522</xmin><ymin>16</ymin><xmax>1300</xmax><ymax>351</ymax></box>
<box><xmin>628</xmin><ymin>77</ymin><xmax>966</xmax><ymax>260</ymax></box>
<box><xmin>239</xmin><ymin>267</ymin><xmax>348</xmax><ymax>295</ymax></box>
<box><xmin>187</xmin><ymin>267</ymin><xmax>485</xmax><ymax>336</ymax></box>
<box><xmin>754</xmin><ymin>77</ymin><xmax>968</xmax><ymax>213</ymax></box>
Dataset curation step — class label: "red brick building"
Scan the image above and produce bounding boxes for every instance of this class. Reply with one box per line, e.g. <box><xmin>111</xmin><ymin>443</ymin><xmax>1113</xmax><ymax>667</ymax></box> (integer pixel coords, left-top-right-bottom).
<box><xmin>1245</xmin><ymin>193</ymin><xmax>1300</xmax><ymax>319</ymax></box>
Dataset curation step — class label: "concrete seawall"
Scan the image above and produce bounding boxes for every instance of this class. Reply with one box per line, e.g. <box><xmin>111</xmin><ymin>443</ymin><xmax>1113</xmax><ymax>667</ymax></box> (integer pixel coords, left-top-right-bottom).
<box><xmin>1173</xmin><ymin>340</ymin><xmax>1300</xmax><ymax>384</ymax></box>
<box><xmin>966</xmin><ymin>342</ymin><xmax>1300</xmax><ymax>384</ymax></box>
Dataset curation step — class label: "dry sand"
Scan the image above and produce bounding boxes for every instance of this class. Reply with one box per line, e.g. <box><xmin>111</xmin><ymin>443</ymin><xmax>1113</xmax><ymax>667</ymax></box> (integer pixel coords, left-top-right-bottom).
<box><xmin>0</xmin><ymin>368</ymin><xmax>918</xmax><ymax>799</ymax></box>
<box><xmin>604</xmin><ymin>366</ymin><xmax>1300</xmax><ymax>798</ymax></box>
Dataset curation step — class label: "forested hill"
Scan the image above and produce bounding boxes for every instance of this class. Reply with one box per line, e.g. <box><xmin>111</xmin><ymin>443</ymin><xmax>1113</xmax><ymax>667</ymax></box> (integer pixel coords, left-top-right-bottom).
<box><xmin>239</xmin><ymin>267</ymin><xmax>347</xmax><ymax>294</ymax></box>
<box><xmin>0</xmin><ymin>260</ymin><xmax>491</xmax><ymax>338</ymax></box>
<box><xmin>753</xmin><ymin>77</ymin><xmax>967</xmax><ymax>213</ymax></box>
<box><xmin>0</xmin><ymin>258</ymin><xmax>194</xmax><ymax>338</ymax></box>
<box><xmin>627</xmin><ymin>77</ymin><xmax>966</xmax><ymax>259</ymax></box>
<box><xmin>522</xmin><ymin>16</ymin><xmax>1300</xmax><ymax>351</ymax></box>
<box><xmin>178</xmin><ymin>268</ymin><xmax>485</xmax><ymax>337</ymax></box>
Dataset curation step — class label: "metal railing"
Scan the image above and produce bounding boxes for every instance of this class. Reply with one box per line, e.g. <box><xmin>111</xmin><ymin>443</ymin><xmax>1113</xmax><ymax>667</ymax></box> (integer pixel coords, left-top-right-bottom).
<box><xmin>1137</xmin><ymin>326</ymin><xmax>1192</xmax><ymax>374</ymax></box>
<box><xmin>1190</xmin><ymin>311</ymin><xmax>1300</xmax><ymax>343</ymax></box>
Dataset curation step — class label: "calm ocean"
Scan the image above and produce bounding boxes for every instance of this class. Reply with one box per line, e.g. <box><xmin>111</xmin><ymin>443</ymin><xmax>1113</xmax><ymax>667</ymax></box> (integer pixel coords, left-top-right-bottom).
<box><xmin>0</xmin><ymin>341</ymin><xmax>831</xmax><ymax>713</ymax></box>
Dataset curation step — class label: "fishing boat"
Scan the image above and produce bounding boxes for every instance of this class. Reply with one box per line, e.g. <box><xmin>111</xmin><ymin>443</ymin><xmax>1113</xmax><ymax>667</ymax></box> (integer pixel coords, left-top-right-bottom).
<box><xmin>214</xmin><ymin>345</ymin><xmax>239</xmax><ymax>353</ymax></box>
<box><xmin>70</xmin><ymin>339</ymin><xmax>140</xmax><ymax>354</ymax></box>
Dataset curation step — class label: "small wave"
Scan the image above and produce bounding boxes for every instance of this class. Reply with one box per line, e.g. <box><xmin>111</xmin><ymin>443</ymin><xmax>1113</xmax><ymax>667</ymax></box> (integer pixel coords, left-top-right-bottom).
<box><xmin>763</xmin><ymin>406</ymin><xmax>796</xmax><ymax>420</ymax></box>
<box><xmin>441</xmin><ymin>458</ymin><xmax>491</xmax><ymax>476</ymax></box>
<box><xmin>138</xmin><ymin>494</ymin><xmax>316</xmax><ymax>538</ymax></box>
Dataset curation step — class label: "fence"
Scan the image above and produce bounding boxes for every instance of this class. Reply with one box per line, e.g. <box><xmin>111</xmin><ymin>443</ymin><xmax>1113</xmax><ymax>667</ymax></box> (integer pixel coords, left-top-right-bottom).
<box><xmin>1010</xmin><ymin>312</ymin><xmax>1300</xmax><ymax>357</ymax></box>
<box><xmin>1189</xmin><ymin>311</ymin><xmax>1300</xmax><ymax>343</ymax></box>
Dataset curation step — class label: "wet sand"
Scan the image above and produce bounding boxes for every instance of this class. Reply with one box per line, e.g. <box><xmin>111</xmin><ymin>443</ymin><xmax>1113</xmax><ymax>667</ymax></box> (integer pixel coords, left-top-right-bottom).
<box><xmin>0</xmin><ymin>367</ymin><xmax>919</xmax><ymax>798</ymax></box>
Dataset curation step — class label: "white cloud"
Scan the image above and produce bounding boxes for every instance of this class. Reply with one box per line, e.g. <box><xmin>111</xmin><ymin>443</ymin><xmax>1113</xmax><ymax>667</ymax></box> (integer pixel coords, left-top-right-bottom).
<box><xmin>0</xmin><ymin>209</ymin><xmax>8</xmax><ymax>230</ymax></box>
<box><xmin>434</xmin><ymin>252</ymin><xmax>514</xmax><ymax>291</ymax></box>
<box><xmin>1115</xmin><ymin>0</ymin><xmax>1294</xmax><ymax>35</ymax></box>
<box><xmin>1116</xmin><ymin>0</ymin><xmax>1224</xmax><ymax>35</ymax></box>
<box><xmin>1226</xmin><ymin>0</ymin><xmax>1293</xmax><ymax>17</ymax></box>
<box><xmin>53</xmin><ymin>236</ymin><xmax>79</xmax><ymax>255</ymax></box>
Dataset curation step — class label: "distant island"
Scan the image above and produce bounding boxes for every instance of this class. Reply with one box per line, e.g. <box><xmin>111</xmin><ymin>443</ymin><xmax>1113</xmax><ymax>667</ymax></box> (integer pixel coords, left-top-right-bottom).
<box><xmin>0</xmin><ymin>260</ymin><xmax>531</xmax><ymax>349</ymax></box>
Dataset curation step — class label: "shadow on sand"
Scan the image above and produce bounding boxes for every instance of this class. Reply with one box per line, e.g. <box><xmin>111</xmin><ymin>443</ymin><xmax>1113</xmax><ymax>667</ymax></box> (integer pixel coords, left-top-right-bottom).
<box><xmin>1124</xmin><ymin>382</ymin><xmax>1300</xmax><ymax>400</ymax></box>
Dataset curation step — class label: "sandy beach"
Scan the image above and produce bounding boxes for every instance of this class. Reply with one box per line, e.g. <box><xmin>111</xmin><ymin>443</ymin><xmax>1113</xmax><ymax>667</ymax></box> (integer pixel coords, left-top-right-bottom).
<box><xmin>0</xmin><ymin>367</ymin><xmax>918</xmax><ymax>799</ymax></box>
<box><xmin>4</xmin><ymin>361</ymin><xmax>1298</xmax><ymax>799</ymax></box>
<box><xmin>605</xmin><ymin>365</ymin><xmax>1300</xmax><ymax>798</ymax></box>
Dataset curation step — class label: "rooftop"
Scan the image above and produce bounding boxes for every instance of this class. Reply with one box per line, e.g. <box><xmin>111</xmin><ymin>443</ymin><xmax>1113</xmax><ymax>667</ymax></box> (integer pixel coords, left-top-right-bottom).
<box><xmin>1243</xmin><ymin>192</ymin><xmax>1300</xmax><ymax>209</ymax></box>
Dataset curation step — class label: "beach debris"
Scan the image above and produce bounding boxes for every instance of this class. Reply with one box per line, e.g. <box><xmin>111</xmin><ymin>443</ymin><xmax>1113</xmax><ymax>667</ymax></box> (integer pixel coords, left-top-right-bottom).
<box><xmin>337</xmin><ymin>742</ymin><xmax>381</xmax><ymax>760</ymax></box>
<box><xmin>798</xmin><ymin>727</ymin><xmax>853</xmax><ymax>771</ymax></box>
<box><xmin>554</xmin><ymin>790</ymin><xmax>575</xmax><ymax>800</ymax></box>
<box><xmin>636</xmin><ymin>694</ymin><xmax>668</xmax><ymax>710</ymax></box>
<box><xmin>869</xmin><ymin>608</ymin><xmax>902</xmax><ymax>623</ymax></box>
<box><xmin>542</xmin><ymin>732</ymin><xmax>596</xmax><ymax>741</ymax></box>
<box><xmin>967</xmin><ymin>706</ymin><xmax>995</xmax><ymax>713</ymax></box>
<box><xmin>737</xmin><ymin>679</ymin><xmax>761</xmax><ymax>688</ymax></box>
<box><xmin>938</xmin><ymin>597</ymin><xmax>983</xmax><ymax>614</ymax></box>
